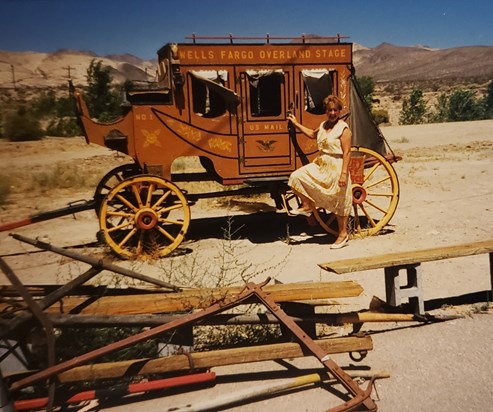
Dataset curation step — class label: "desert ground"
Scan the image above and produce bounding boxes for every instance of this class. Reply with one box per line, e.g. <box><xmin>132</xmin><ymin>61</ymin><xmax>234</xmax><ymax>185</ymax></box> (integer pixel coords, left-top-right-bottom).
<box><xmin>1</xmin><ymin>119</ymin><xmax>492</xmax><ymax>411</ymax></box>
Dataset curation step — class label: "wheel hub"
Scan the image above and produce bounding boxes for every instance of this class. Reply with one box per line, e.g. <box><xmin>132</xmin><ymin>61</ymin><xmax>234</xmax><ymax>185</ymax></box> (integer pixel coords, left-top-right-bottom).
<box><xmin>352</xmin><ymin>185</ymin><xmax>367</xmax><ymax>205</ymax></box>
<box><xmin>135</xmin><ymin>208</ymin><xmax>158</xmax><ymax>230</ymax></box>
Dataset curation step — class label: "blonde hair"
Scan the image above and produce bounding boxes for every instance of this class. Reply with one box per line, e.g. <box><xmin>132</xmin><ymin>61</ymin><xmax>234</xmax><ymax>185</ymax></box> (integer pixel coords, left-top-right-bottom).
<box><xmin>323</xmin><ymin>95</ymin><xmax>343</xmax><ymax>111</ymax></box>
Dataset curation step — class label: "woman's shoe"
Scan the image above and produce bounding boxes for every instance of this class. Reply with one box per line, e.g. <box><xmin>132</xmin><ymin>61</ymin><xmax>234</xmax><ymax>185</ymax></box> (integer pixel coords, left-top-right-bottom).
<box><xmin>330</xmin><ymin>235</ymin><xmax>349</xmax><ymax>249</ymax></box>
<box><xmin>290</xmin><ymin>208</ymin><xmax>312</xmax><ymax>217</ymax></box>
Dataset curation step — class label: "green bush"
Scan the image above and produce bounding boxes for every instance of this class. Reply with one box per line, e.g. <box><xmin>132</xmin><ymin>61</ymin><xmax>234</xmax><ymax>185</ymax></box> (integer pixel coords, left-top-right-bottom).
<box><xmin>372</xmin><ymin>109</ymin><xmax>390</xmax><ymax>125</ymax></box>
<box><xmin>448</xmin><ymin>89</ymin><xmax>486</xmax><ymax>121</ymax></box>
<box><xmin>3</xmin><ymin>106</ymin><xmax>44</xmax><ymax>141</ymax></box>
<box><xmin>46</xmin><ymin>117</ymin><xmax>82</xmax><ymax>137</ymax></box>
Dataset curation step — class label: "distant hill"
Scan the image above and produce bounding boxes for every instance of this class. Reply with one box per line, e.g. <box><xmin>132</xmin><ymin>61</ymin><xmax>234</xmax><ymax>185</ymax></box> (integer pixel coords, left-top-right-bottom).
<box><xmin>353</xmin><ymin>43</ymin><xmax>493</xmax><ymax>83</ymax></box>
<box><xmin>1</xmin><ymin>43</ymin><xmax>492</xmax><ymax>89</ymax></box>
<box><xmin>0</xmin><ymin>49</ymin><xmax>156</xmax><ymax>89</ymax></box>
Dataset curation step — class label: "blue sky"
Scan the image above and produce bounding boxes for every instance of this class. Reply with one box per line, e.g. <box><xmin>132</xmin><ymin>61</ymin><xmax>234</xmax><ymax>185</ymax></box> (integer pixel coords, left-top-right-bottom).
<box><xmin>1</xmin><ymin>0</ymin><xmax>492</xmax><ymax>60</ymax></box>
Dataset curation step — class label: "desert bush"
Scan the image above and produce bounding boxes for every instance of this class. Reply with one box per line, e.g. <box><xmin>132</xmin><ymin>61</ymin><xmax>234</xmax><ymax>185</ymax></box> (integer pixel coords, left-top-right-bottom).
<box><xmin>46</xmin><ymin>117</ymin><xmax>82</xmax><ymax>137</ymax></box>
<box><xmin>3</xmin><ymin>106</ymin><xmax>44</xmax><ymax>141</ymax></box>
<box><xmin>372</xmin><ymin>108</ymin><xmax>390</xmax><ymax>124</ymax></box>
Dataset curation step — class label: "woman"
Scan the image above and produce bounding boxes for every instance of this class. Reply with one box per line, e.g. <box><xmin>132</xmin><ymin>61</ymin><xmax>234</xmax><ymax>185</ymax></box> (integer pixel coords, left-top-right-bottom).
<box><xmin>287</xmin><ymin>95</ymin><xmax>352</xmax><ymax>249</ymax></box>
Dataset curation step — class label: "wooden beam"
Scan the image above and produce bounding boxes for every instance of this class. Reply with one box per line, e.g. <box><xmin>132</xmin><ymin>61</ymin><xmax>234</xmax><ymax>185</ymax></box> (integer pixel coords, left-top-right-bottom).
<box><xmin>33</xmin><ymin>281</ymin><xmax>363</xmax><ymax>315</ymax></box>
<box><xmin>52</xmin><ymin>335</ymin><xmax>373</xmax><ymax>383</ymax></box>
<box><xmin>319</xmin><ymin>239</ymin><xmax>493</xmax><ymax>274</ymax></box>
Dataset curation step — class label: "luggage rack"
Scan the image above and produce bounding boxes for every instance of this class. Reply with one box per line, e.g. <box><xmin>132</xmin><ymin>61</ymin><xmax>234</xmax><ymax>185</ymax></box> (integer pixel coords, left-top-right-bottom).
<box><xmin>185</xmin><ymin>33</ymin><xmax>350</xmax><ymax>44</ymax></box>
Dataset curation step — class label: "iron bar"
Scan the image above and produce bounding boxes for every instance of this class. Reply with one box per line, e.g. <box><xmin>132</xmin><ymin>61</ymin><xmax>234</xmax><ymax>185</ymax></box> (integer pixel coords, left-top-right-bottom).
<box><xmin>9</xmin><ymin>234</ymin><xmax>181</xmax><ymax>291</ymax></box>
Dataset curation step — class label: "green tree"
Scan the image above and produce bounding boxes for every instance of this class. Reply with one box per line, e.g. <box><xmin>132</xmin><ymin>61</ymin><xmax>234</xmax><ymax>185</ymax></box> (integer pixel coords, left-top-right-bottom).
<box><xmin>428</xmin><ymin>92</ymin><xmax>449</xmax><ymax>123</ymax></box>
<box><xmin>356</xmin><ymin>76</ymin><xmax>375</xmax><ymax>109</ymax></box>
<box><xmin>399</xmin><ymin>88</ymin><xmax>428</xmax><ymax>125</ymax></box>
<box><xmin>31</xmin><ymin>89</ymin><xmax>57</xmax><ymax>117</ymax></box>
<box><xmin>448</xmin><ymin>89</ymin><xmax>485</xmax><ymax>121</ymax></box>
<box><xmin>85</xmin><ymin>59</ymin><xmax>123</xmax><ymax>122</ymax></box>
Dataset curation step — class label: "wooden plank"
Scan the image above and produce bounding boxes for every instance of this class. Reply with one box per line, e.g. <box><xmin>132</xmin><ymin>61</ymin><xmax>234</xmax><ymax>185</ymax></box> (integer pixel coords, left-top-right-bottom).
<box><xmin>319</xmin><ymin>239</ymin><xmax>493</xmax><ymax>274</ymax></box>
<box><xmin>53</xmin><ymin>335</ymin><xmax>373</xmax><ymax>383</ymax></box>
<box><xmin>30</xmin><ymin>281</ymin><xmax>363</xmax><ymax>315</ymax></box>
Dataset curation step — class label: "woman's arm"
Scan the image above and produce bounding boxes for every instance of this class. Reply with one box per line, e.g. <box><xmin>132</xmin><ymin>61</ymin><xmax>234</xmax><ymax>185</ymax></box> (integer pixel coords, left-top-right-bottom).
<box><xmin>338</xmin><ymin>127</ymin><xmax>352</xmax><ymax>188</ymax></box>
<box><xmin>287</xmin><ymin>113</ymin><xmax>318</xmax><ymax>139</ymax></box>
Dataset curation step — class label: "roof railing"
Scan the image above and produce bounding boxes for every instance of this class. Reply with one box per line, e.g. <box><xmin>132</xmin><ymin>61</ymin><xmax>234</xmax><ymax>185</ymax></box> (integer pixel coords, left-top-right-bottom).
<box><xmin>185</xmin><ymin>33</ymin><xmax>349</xmax><ymax>44</ymax></box>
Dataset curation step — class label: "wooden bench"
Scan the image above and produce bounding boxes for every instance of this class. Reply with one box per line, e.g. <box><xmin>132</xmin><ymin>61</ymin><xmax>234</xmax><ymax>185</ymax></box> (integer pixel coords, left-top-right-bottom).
<box><xmin>318</xmin><ymin>240</ymin><xmax>493</xmax><ymax>314</ymax></box>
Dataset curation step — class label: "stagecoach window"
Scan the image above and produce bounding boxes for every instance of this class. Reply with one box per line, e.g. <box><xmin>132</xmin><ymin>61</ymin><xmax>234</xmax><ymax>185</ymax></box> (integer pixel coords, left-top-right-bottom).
<box><xmin>190</xmin><ymin>70</ymin><xmax>237</xmax><ymax>117</ymax></box>
<box><xmin>246</xmin><ymin>69</ymin><xmax>284</xmax><ymax>117</ymax></box>
<box><xmin>302</xmin><ymin>69</ymin><xmax>334</xmax><ymax>114</ymax></box>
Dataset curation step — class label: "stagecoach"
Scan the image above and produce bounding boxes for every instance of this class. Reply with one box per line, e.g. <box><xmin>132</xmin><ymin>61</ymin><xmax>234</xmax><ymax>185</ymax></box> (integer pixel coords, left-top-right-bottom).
<box><xmin>69</xmin><ymin>34</ymin><xmax>400</xmax><ymax>259</ymax></box>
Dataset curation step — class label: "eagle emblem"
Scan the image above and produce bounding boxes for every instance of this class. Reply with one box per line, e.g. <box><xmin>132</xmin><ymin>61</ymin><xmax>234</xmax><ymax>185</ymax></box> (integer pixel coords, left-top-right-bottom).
<box><xmin>256</xmin><ymin>140</ymin><xmax>276</xmax><ymax>151</ymax></box>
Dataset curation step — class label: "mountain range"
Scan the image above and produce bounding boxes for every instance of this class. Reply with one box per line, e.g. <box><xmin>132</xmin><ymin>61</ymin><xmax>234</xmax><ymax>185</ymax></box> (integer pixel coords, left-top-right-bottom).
<box><xmin>1</xmin><ymin>43</ymin><xmax>492</xmax><ymax>89</ymax></box>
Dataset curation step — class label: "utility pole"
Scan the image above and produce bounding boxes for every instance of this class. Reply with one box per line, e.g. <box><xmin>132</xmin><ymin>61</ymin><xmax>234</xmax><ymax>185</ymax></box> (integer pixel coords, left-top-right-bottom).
<box><xmin>0</xmin><ymin>61</ymin><xmax>16</xmax><ymax>89</ymax></box>
<box><xmin>64</xmin><ymin>65</ymin><xmax>75</xmax><ymax>79</ymax></box>
<box><xmin>11</xmin><ymin>65</ymin><xmax>16</xmax><ymax>90</ymax></box>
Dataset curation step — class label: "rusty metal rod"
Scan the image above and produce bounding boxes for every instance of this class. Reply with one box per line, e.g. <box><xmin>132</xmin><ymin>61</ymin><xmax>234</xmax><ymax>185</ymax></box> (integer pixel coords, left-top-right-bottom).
<box><xmin>0</xmin><ymin>200</ymin><xmax>96</xmax><ymax>232</ymax></box>
<box><xmin>45</xmin><ymin>311</ymin><xmax>461</xmax><ymax>328</ymax></box>
<box><xmin>9</xmin><ymin>233</ymin><xmax>181</xmax><ymax>291</ymax></box>
<box><xmin>0</xmin><ymin>258</ymin><xmax>57</xmax><ymax>411</ymax></box>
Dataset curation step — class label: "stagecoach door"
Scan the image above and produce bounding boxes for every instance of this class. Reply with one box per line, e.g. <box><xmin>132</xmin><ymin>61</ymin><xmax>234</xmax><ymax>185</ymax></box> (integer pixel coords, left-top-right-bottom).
<box><xmin>237</xmin><ymin>68</ymin><xmax>295</xmax><ymax>174</ymax></box>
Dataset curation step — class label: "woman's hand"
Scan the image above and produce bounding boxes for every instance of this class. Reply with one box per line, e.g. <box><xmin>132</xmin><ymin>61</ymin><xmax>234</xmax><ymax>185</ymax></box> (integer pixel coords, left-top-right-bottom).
<box><xmin>338</xmin><ymin>172</ymin><xmax>348</xmax><ymax>187</ymax></box>
<box><xmin>287</xmin><ymin>113</ymin><xmax>298</xmax><ymax>126</ymax></box>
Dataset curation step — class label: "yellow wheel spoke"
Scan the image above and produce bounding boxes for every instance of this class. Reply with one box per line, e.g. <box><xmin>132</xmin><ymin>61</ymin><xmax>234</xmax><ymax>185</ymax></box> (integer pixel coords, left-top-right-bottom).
<box><xmin>157</xmin><ymin>226</ymin><xmax>177</xmax><ymax>242</ymax></box>
<box><xmin>363</xmin><ymin>198</ymin><xmax>388</xmax><ymax>215</ymax></box>
<box><xmin>366</xmin><ymin>177</ymin><xmax>391</xmax><ymax>191</ymax></box>
<box><xmin>152</xmin><ymin>190</ymin><xmax>172</xmax><ymax>209</ymax></box>
<box><xmin>107</xmin><ymin>211</ymin><xmax>134</xmax><ymax>218</ymax></box>
<box><xmin>131</xmin><ymin>184</ymin><xmax>144</xmax><ymax>208</ymax></box>
<box><xmin>158</xmin><ymin>217</ymin><xmax>185</xmax><ymax>226</ymax></box>
<box><xmin>365</xmin><ymin>191</ymin><xmax>394</xmax><ymax>198</ymax></box>
<box><xmin>145</xmin><ymin>183</ymin><xmax>155</xmax><ymax>207</ymax></box>
<box><xmin>352</xmin><ymin>204</ymin><xmax>363</xmax><ymax>233</ymax></box>
<box><xmin>359</xmin><ymin>203</ymin><xmax>377</xmax><ymax>227</ymax></box>
<box><xmin>135</xmin><ymin>231</ymin><xmax>145</xmax><ymax>255</ymax></box>
<box><xmin>115</xmin><ymin>193</ymin><xmax>139</xmax><ymax>212</ymax></box>
<box><xmin>118</xmin><ymin>227</ymin><xmax>139</xmax><ymax>248</ymax></box>
<box><xmin>107</xmin><ymin>221</ymin><xmax>133</xmax><ymax>233</ymax></box>
<box><xmin>156</xmin><ymin>203</ymin><xmax>184</xmax><ymax>215</ymax></box>
<box><xmin>363</xmin><ymin>162</ymin><xmax>380</xmax><ymax>183</ymax></box>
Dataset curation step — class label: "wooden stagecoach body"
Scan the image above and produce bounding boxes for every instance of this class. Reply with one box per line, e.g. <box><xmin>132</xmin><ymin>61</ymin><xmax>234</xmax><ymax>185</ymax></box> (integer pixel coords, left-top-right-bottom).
<box><xmin>77</xmin><ymin>40</ymin><xmax>353</xmax><ymax>183</ymax></box>
<box><xmin>71</xmin><ymin>36</ymin><xmax>400</xmax><ymax>259</ymax></box>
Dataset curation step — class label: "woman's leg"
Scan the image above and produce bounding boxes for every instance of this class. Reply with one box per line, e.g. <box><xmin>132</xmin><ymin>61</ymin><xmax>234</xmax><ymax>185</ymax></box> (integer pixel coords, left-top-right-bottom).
<box><xmin>334</xmin><ymin>214</ymin><xmax>349</xmax><ymax>243</ymax></box>
<box><xmin>291</xmin><ymin>189</ymin><xmax>314</xmax><ymax>211</ymax></box>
